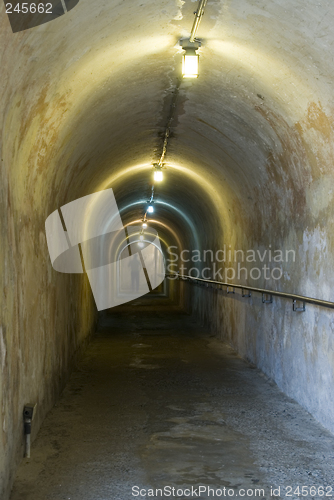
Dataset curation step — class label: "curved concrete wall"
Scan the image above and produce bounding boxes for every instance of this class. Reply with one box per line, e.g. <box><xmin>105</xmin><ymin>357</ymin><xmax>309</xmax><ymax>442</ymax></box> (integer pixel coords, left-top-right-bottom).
<box><xmin>1</xmin><ymin>0</ymin><xmax>334</xmax><ymax>497</ymax></box>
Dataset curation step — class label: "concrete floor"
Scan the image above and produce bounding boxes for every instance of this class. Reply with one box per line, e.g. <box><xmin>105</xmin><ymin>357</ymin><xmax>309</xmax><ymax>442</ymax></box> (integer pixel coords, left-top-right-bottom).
<box><xmin>10</xmin><ymin>299</ymin><xmax>334</xmax><ymax>500</ymax></box>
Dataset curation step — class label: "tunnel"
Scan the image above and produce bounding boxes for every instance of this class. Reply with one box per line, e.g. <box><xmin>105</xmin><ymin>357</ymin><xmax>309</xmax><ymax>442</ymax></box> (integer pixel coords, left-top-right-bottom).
<box><xmin>1</xmin><ymin>0</ymin><xmax>334</xmax><ymax>498</ymax></box>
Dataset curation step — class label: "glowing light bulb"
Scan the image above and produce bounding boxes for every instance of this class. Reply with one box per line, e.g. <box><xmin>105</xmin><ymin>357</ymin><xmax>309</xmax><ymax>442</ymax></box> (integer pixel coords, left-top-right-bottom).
<box><xmin>182</xmin><ymin>50</ymin><xmax>199</xmax><ymax>78</ymax></box>
<box><xmin>140</xmin><ymin>234</ymin><xmax>144</xmax><ymax>241</ymax></box>
<box><xmin>148</xmin><ymin>205</ymin><xmax>154</xmax><ymax>213</ymax></box>
<box><xmin>154</xmin><ymin>170</ymin><xmax>163</xmax><ymax>182</ymax></box>
<box><xmin>138</xmin><ymin>242</ymin><xmax>144</xmax><ymax>248</ymax></box>
<box><xmin>142</xmin><ymin>222</ymin><xmax>147</xmax><ymax>228</ymax></box>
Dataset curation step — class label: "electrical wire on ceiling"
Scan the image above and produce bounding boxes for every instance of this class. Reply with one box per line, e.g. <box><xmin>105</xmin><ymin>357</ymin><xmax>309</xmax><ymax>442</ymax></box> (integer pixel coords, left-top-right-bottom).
<box><xmin>141</xmin><ymin>0</ymin><xmax>208</xmax><ymax>227</ymax></box>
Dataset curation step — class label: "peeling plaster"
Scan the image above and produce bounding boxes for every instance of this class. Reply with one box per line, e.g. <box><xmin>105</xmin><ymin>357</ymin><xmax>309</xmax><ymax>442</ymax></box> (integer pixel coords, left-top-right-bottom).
<box><xmin>174</xmin><ymin>0</ymin><xmax>185</xmax><ymax>20</ymax></box>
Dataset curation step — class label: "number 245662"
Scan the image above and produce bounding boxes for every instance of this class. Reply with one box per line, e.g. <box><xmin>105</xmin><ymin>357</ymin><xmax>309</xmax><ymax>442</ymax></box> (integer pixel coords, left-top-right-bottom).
<box><xmin>6</xmin><ymin>3</ymin><xmax>53</xmax><ymax>13</ymax></box>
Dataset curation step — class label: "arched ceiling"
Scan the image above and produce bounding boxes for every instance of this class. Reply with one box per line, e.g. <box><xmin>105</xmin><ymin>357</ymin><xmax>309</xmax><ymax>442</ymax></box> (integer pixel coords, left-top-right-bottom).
<box><xmin>1</xmin><ymin>0</ymin><xmax>334</xmax><ymax>255</ymax></box>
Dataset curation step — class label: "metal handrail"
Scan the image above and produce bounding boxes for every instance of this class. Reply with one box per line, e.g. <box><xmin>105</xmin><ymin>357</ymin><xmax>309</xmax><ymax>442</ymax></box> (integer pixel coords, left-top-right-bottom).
<box><xmin>166</xmin><ymin>273</ymin><xmax>334</xmax><ymax>311</ymax></box>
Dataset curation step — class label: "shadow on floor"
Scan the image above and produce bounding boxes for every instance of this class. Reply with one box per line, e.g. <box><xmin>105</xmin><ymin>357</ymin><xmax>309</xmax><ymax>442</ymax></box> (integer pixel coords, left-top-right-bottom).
<box><xmin>10</xmin><ymin>298</ymin><xmax>334</xmax><ymax>500</ymax></box>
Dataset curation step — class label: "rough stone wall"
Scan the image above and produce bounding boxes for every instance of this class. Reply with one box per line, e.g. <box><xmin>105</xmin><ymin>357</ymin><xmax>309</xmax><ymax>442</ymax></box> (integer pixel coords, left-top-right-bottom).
<box><xmin>190</xmin><ymin>100</ymin><xmax>334</xmax><ymax>434</ymax></box>
<box><xmin>0</xmin><ymin>162</ymin><xmax>97</xmax><ymax>500</ymax></box>
<box><xmin>0</xmin><ymin>20</ymin><xmax>98</xmax><ymax>500</ymax></box>
<box><xmin>0</xmin><ymin>158</ymin><xmax>97</xmax><ymax>500</ymax></box>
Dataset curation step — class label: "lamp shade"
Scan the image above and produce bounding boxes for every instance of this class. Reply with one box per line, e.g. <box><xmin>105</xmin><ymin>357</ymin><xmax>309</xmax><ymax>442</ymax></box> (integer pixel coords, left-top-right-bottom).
<box><xmin>182</xmin><ymin>50</ymin><xmax>199</xmax><ymax>78</ymax></box>
<box><xmin>154</xmin><ymin>170</ymin><xmax>163</xmax><ymax>182</ymax></box>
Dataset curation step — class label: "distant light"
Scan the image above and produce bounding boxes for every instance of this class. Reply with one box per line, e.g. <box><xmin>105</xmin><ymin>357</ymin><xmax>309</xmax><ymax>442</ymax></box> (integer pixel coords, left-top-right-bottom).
<box><xmin>139</xmin><ymin>234</ymin><xmax>144</xmax><ymax>241</ymax></box>
<box><xmin>182</xmin><ymin>50</ymin><xmax>199</xmax><ymax>78</ymax></box>
<box><xmin>154</xmin><ymin>170</ymin><xmax>163</xmax><ymax>182</ymax></box>
<box><xmin>142</xmin><ymin>222</ymin><xmax>148</xmax><ymax>228</ymax></box>
<box><xmin>148</xmin><ymin>205</ymin><xmax>154</xmax><ymax>213</ymax></box>
<box><xmin>138</xmin><ymin>242</ymin><xmax>144</xmax><ymax>248</ymax></box>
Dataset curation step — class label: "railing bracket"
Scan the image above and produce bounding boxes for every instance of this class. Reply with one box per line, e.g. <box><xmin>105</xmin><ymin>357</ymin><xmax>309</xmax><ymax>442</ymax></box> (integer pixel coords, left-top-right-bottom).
<box><xmin>293</xmin><ymin>300</ymin><xmax>306</xmax><ymax>312</ymax></box>
<box><xmin>242</xmin><ymin>289</ymin><xmax>252</xmax><ymax>298</ymax></box>
<box><xmin>227</xmin><ymin>286</ymin><xmax>235</xmax><ymax>294</ymax></box>
<box><xmin>262</xmin><ymin>293</ymin><xmax>273</xmax><ymax>304</ymax></box>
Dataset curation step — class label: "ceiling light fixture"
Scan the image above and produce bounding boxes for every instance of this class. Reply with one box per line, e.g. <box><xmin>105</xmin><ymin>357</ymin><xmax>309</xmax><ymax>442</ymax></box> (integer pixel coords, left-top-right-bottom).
<box><xmin>153</xmin><ymin>163</ymin><xmax>164</xmax><ymax>182</ymax></box>
<box><xmin>180</xmin><ymin>0</ymin><xmax>207</xmax><ymax>78</ymax></box>
<box><xmin>181</xmin><ymin>45</ymin><xmax>199</xmax><ymax>78</ymax></box>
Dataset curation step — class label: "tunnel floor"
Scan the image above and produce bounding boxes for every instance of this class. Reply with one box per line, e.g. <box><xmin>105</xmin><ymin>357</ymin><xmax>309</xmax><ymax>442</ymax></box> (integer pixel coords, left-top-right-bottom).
<box><xmin>10</xmin><ymin>298</ymin><xmax>334</xmax><ymax>500</ymax></box>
